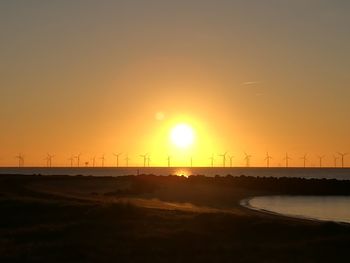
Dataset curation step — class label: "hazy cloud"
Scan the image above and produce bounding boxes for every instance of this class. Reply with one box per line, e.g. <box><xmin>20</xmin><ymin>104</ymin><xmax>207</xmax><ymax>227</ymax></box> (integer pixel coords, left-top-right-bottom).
<box><xmin>241</xmin><ymin>81</ymin><xmax>261</xmax><ymax>86</ymax></box>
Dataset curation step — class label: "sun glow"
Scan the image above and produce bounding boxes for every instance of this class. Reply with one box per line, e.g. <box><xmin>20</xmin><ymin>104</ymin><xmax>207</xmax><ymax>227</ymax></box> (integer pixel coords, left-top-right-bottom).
<box><xmin>170</xmin><ymin>124</ymin><xmax>195</xmax><ymax>148</ymax></box>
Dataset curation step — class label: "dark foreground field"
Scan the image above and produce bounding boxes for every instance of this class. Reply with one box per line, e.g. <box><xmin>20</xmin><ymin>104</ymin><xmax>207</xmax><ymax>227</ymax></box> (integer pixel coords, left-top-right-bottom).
<box><xmin>1</xmin><ymin>174</ymin><xmax>350</xmax><ymax>262</ymax></box>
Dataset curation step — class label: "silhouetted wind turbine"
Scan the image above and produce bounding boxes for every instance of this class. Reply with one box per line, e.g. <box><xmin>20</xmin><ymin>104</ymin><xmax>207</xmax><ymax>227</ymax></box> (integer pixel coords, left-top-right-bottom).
<box><xmin>244</xmin><ymin>152</ymin><xmax>252</xmax><ymax>167</ymax></box>
<box><xmin>139</xmin><ymin>153</ymin><xmax>148</xmax><ymax>167</ymax></box>
<box><xmin>100</xmin><ymin>154</ymin><xmax>105</xmax><ymax>167</ymax></box>
<box><xmin>15</xmin><ymin>153</ymin><xmax>24</xmax><ymax>167</ymax></box>
<box><xmin>228</xmin><ymin>155</ymin><xmax>234</xmax><ymax>167</ymax></box>
<box><xmin>209</xmin><ymin>154</ymin><xmax>214</xmax><ymax>167</ymax></box>
<box><xmin>167</xmin><ymin>155</ymin><xmax>171</xmax><ymax>167</ymax></box>
<box><xmin>283</xmin><ymin>153</ymin><xmax>291</xmax><ymax>168</ymax></box>
<box><xmin>125</xmin><ymin>154</ymin><xmax>130</xmax><ymax>167</ymax></box>
<box><xmin>146</xmin><ymin>155</ymin><xmax>151</xmax><ymax>167</ymax></box>
<box><xmin>68</xmin><ymin>156</ymin><xmax>74</xmax><ymax>167</ymax></box>
<box><xmin>75</xmin><ymin>153</ymin><xmax>81</xmax><ymax>167</ymax></box>
<box><xmin>113</xmin><ymin>153</ymin><xmax>122</xmax><ymax>167</ymax></box>
<box><xmin>300</xmin><ymin>154</ymin><xmax>308</xmax><ymax>168</ymax></box>
<box><xmin>337</xmin><ymin>152</ymin><xmax>348</xmax><ymax>168</ymax></box>
<box><xmin>46</xmin><ymin>153</ymin><xmax>54</xmax><ymax>168</ymax></box>
<box><xmin>91</xmin><ymin>156</ymin><xmax>96</xmax><ymax>167</ymax></box>
<box><xmin>44</xmin><ymin>155</ymin><xmax>49</xmax><ymax>167</ymax></box>
<box><xmin>317</xmin><ymin>155</ymin><xmax>325</xmax><ymax>168</ymax></box>
<box><xmin>333</xmin><ymin>155</ymin><xmax>338</xmax><ymax>168</ymax></box>
<box><xmin>218</xmin><ymin>152</ymin><xmax>227</xmax><ymax>167</ymax></box>
<box><xmin>190</xmin><ymin>156</ymin><xmax>193</xmax><ymax>167</ymax></box>
<box><xmin>264</xmin><ymin>152</ymin><xmax>272</xmax><ymax>168</ymax></box>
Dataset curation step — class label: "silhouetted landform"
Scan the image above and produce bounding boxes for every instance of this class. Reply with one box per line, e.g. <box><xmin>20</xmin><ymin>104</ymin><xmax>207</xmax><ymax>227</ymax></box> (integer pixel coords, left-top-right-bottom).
<box><xmin>127</xmin><ymin>174</ymin><xmax>350</xmax><ymax>196</ymax></box>
<box><xmin>1</xmin><ymin>174</ymin><xmax>350</xmax><ymax>262</ymax></box>
<box><xmin>6</xmin><ymin>173</ymin><xmax>350</xmax><ymax>196</ymax></box>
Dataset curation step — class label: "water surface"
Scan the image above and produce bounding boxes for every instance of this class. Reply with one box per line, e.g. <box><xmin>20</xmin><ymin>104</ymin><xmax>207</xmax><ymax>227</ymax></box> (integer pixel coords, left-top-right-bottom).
<box><xmin>246</xmin><ymin>195</ymin><xmax>350</xmax><ymax>223</ymax></box>
<box><xmin>0</xmin><ymin>167</ymin><xmax>349</xmax><ymax>180</ymax></box>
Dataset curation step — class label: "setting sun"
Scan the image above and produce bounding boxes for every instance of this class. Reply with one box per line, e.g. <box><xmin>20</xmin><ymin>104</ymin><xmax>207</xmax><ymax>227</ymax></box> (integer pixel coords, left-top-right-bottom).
<box><xmin>170</xmin><ymin>124</ymin><xmax>195</xmax><ymax>149</ymax></box>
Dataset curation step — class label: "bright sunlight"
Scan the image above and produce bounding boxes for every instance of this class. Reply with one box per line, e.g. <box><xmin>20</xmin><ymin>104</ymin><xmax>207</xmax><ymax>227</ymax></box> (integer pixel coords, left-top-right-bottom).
<box><xmin>170</xmin><ymin>124</ymin><xmax>195</xmax><ymax>148</ymax></box>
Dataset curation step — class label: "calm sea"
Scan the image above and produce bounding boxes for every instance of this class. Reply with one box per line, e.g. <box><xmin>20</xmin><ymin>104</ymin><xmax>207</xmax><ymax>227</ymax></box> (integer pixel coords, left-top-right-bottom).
<box><xmin>0</xmin><ymin>167</ymin><xmax>349</xmax><ymax>180</ymax></box>
<box><xmin>245</xmin><ymin>195</ymin><xmax>350</xmax><ymax>224</ymax></box>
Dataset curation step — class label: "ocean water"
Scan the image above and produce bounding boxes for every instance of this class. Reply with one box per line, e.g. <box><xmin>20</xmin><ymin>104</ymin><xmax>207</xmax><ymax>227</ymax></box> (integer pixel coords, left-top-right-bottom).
<box><xmin>246</xmin><ymin>195</ymin><xmax>350</xmax><ymax>224</ymax></box>
<box><xmin>0</xmin><ymin>167</ymin><xmax>349</xmax><ymax>180</ymax></box>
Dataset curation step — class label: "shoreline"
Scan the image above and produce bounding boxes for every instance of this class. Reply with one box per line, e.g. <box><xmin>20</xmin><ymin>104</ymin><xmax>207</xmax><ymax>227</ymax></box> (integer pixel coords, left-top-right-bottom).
<box><xmin>240</xmin><ymin>196</ymin><xmax>350</xmax><ymax>225</ymax></box>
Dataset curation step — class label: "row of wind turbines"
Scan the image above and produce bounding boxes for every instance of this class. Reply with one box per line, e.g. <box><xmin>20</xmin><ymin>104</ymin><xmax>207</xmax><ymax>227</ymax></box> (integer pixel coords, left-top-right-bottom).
<box><xmin>263</xmin><ymin>152</ymin><xmax>348</xmax><ymax>168</ymax></box>
<box><xmin>12</xmin><ymin>152</ymin><xmax>348</xmax><ymax>168</ymax></box>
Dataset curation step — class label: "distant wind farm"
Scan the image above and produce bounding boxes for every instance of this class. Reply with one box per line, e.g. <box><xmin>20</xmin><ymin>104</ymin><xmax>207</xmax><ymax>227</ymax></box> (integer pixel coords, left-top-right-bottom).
<box><xmin>1</xmin><ymin>151</ymin><xmax>348</xmax><ymax>168</ymax></box>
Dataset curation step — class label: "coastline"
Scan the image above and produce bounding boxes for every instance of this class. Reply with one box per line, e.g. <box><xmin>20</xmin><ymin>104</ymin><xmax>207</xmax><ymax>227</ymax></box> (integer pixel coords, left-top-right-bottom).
<box><xmin>240</xmin><ymin>195</ymin><xmax>350</xmax><ymax>225</ymax></box>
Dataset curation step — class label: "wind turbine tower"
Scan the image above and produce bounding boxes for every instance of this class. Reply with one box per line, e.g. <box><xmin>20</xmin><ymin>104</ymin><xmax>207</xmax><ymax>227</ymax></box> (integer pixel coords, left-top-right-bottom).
<box><xmin>265</xmin><ymin>152</ymin><xmax>272</xmax><ymax>168</ymax></box>
<box><xmin>244</xmin><ymin>152</ymin><xmax>252</xmax><ymax>167</ymax></box>
<box><xmin>317</xmin><ymin>155</ymin><xmax>325</xmax><ymax>168</ymax></box>
<box><xmin>46</xmin><ymin>153</ymin><xmax>54</xmax><ymax>168</ymax></box>
<box><xmin>167</xmin><ymin>155</ymin><xmax>171</xmax><ymax>167</ymax></box>
<box><xmin>333</xmin><ymin>155</ymin><xmax>338</xmax><ymax>168</ymax></box>
<box><xmin>337</xmin><ymin>152</ymin><xmax>348</xmax><ymax>168</ymax></box>
<box><xmin>218</xmin><ymin>152</ymin><xmax>227</xmax><ymax>167</ymax></box>
<box><xmin>100</xmin><ymin>154</ymin><xmax>105</xmax><ymax>167</ymax></box>
<box><xmin>44</xmin><ymin>155</ymin><xmax>49</xmax><ymax>167</ymax></box>
<box><xmin>300</xmin><ymin>154</ymin><xmax>308</xmax><ymax>168</ymax></box>
<box><xmin>113</xmin><ymin>153</ymin><xmax>122</xmax><ymax>167</ymax></box>
<box><xmin>91</xmin><ymin>156</ymin><xmax>96</xmax><ymax>168</ymax></box>
<box><xmin>68</xmin><ymin>156</ymin><xmax>74</xmax><ymax>167</ymax></box>
<box><xmin>125</xmin><ymin>154</ymin><xmax>130</xmax><ymax>167</ymax></box>
<box><xmin>75</xmin><ymin>154</ymin><xmax>81</xmax><ymax>167</ymax></box>
<box><xmin>228</xmin><ymin>155</ymin><xmax>234</xmax><ymax>168</ymax></box>
<box><xmin>15</xmin><ymin>153</ymin><xmax>24</xmax><ymax>167</ymax></box>
<box><xmin>139</xmin><ymin>153</ymin><xmax>148</xmax><ymax>167</ymax></box>
<box><xmin>209</xmin><ymin>154</ymin><xmax>214</xmax><ymax>167</ymax></box>
<box><xmin>147</xmin><ymin>155</ymin><xmax>151</xmax><ymax>167</ymax></box>
<box><xmin>284</xmin><ymin>153</ymin><xmax>291</xmax><ymax>168</ymax></box>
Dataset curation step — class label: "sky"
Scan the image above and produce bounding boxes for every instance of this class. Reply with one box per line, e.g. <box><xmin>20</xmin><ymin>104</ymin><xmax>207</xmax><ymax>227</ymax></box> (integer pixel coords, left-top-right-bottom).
<box><xmin>0</xmin><ymin>0</ymin><xmax>349</xmax><ymax>167</ymax></box>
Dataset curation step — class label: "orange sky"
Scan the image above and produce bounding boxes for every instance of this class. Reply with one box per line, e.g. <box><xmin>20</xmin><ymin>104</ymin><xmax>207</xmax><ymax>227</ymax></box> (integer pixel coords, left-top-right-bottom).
<box><xmin>0</xmin><ymin>1</ymin><xmax>349</xmax><ymax>167</ymax></box>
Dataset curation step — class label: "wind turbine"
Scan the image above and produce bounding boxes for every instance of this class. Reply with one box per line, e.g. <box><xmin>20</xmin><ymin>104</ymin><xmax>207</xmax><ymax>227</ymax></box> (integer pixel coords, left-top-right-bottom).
<box><xmin>68</xmin><ymin>156</ymin><xmax>74</xmax><ymax>167</ymax></box>
<box><xmin>47</xmin><ymin>153</ymin><xmax>54</xmax><ymax>168</ymax></box>
<box><xmin>75</xmin><ymin>154</ymin><xmax>81</xmax><ymax>167</ymax></box>
<box><xmin>15</xmin><ymin>153</ymin><xmax>24</xmax><ymax>167</ymax></box>
<box><xmin>166</xmin><ymin>155</ymin><xmax>171</xmax><ymax>167</ymax></box>
<box><xmin>244</xmin><ymin>152</ymin><xmax>252</xmax><ymax>167</ymax></box>
<box><xmin>300</xmin><ymin>154</ymin><xmax>308</xmax><ymax>168</ymax></box>
<box><xmin>49</xmin><ymin>154</ymin><xmax>54</xmax><ymax>168</ymax></box>
<box><xmin>264</xmin><ymin>152</ymin><xmax>272</xmax><ymax>168</ymax></box>
<box><xmin>209</xmin><ymin>154</ymin><xmax>214</xmax><ymax>167</ymax></box>
<box><xmin>337</xmin><ymin>152</ymin><xmax>348</xmax><ymax>168</ymax></box>
<box><xmin>333</xmin><ymin>155</ymin><xmax>339</xmax><ymax>168</ymax></box>
<box><xmin>190</xmin><ymin>156</ymin><xmax>193</xmax><ymax>167</ymax></box>
<box><xmin>125</xmin><ymin>154</ymin><xmax>130</xmax><ymax>167</ymax></box>
<box><xmin>100</xmin><ymin>154</ymin><xmax>105</xmax><ymax>167</ymax></box>
<box><xmin>283</xmin><ymin>153</ymin><xmax>291</xmax><ymax>168</ymax></box>
<box><xmin>317</xmin><ymin>155</ymin><xmax>325</xmax><ymax>168</ymax></box>
<box><xmin>218</xmin><ymin>152</ymin><xmax>227</xmax><ymax>167</ymax></box>
<box><xmin>44</xmin><ymin>155</ymin><xmax>49</xmax><ymax>167</ymax></box>
<box><xmin>113</xmin><ymin>153</ymin><xmax>122</xmax><ymax>167</ymax></box>
<box><xmin>147</xmin><ymin>155</ymin><xmax>151</xmax><ymax>167</ymax></box>
<box><xmin>139</xmin><ymin>153</ymin><xmax>148</xmax><ymax>167</ymax></box>
<box><xmin>91</xmin><ymin>156</ymin><xmax>96</xmax><ymax>167</ymax></box>
<box><xmin>228</xmin><ymin>155</ymin><xmax>234</xmax><ymax>167</ymax></box>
